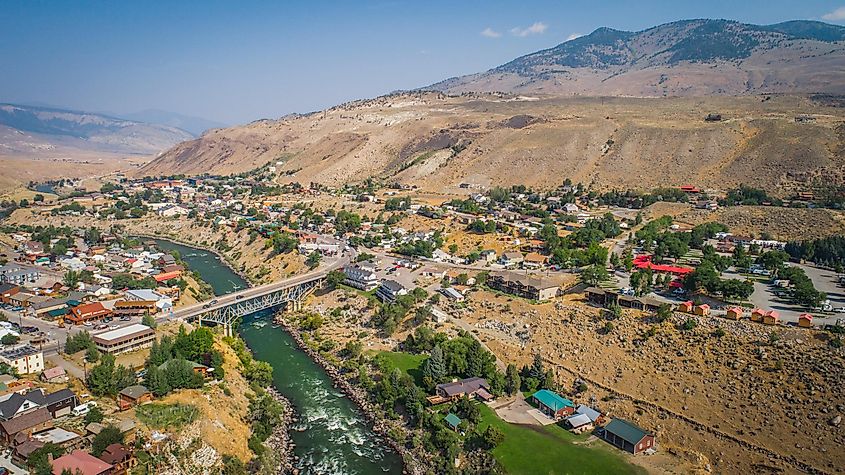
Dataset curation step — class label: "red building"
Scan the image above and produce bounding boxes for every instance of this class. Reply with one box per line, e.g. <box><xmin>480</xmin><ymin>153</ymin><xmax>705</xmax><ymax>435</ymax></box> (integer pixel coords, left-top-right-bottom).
<box><xmin>67</xmin><ymin>302</ymin><xmax>111</xmax><ymax>325</ymax></box>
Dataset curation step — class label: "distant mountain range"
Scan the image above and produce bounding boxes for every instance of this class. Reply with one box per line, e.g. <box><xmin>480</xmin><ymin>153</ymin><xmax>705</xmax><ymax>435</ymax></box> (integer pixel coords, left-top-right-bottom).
<box><xmin>428</xmin><ymin>19</ymin><xmax>845</xmax><ymax>96</ymax></box>
<box><xmin>0</xmin><ymin>103</ymin><xmax>194</xmax><ymax>156</ymax></box>
<box><xmin>119</xmin><ymin>109</ymin><xmax>227</xmax><ymax>137</ymax></box>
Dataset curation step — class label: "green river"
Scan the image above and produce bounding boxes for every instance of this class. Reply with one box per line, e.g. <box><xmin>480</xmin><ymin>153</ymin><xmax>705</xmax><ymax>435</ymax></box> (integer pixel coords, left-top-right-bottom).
<box><xmin>150</xmin><ymin>239</ymin><xmax>403</xmax><ymax>474</ymax></box>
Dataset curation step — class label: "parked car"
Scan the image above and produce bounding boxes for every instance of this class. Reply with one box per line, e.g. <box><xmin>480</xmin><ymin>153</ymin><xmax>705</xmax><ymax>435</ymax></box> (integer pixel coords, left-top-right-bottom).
<box><xmin>83</xmin><ymin>321</ymin><xmax>93</xmax><ymax>327</ymax></box>
<box><xmin>120</xmin><ymin>316</ymin><xmax>131</xmax><ymax>321</ymax></box>
<box><xmin>236</xmin><ymin>295</ymin><xmax>244</xmax><ymax>299</ymax></box>
<box><xmin>209</xmin><ymin>299</ymin><xmax>218</xmax><ymax>305</ymax></box>
<box><xmin>71</xmin><ymin>401</ymin><xmax>97</xmax><ymax>417</ymax></box>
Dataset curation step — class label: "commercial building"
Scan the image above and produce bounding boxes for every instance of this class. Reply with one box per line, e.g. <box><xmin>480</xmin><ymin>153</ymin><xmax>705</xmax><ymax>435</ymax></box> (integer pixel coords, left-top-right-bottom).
<box><xmin>343</xmin><ymin>264</ymin><xmax>378</xmax><ymax>291</ymax></box>
<box><xmin>0</xmin><ymin>345</ymin><xmax>44</xmax><ymax>375</ymax></box>
<box><xmin>375</xmin><ymin>280</ymin><xmax>407</xmax><ymax>303</ymax></box>
<box><xmin>67</xmin><ymin>302</ymin><xmax>111</xmax><ymax>324</ymax></box>
<box><xmin>93</xmin><ymin>324</ymin><xmax>156</xmax><ymax>355</ymax></box>
<box><xmin>488</xmin><ymin>272</ymin><xmax>559</xmax><ymax>301</ymax></box>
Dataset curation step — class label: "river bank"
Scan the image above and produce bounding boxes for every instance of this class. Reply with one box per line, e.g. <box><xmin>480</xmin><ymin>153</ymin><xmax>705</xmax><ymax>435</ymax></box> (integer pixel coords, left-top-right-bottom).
<box><xmin>135</xmin><ymin>233</ymin><xmax>255</xmax><ymax>285</ymax></box>
<box><xmin>155</xmin><ymin>236</ymin><xmax>403</xmax><ymax>473</ymax></box>
<box><xmin>274</xmin><ymin>313</ymin><xmax>419</xmax><ymax>475</ymax></box>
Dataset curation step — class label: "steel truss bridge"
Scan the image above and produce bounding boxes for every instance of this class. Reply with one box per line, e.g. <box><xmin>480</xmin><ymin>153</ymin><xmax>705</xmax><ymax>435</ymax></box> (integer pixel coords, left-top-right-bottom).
<box><xmin>173</xmin><ymin>273</ymin><xmax>326</xmax><ymax>337</ymax></box>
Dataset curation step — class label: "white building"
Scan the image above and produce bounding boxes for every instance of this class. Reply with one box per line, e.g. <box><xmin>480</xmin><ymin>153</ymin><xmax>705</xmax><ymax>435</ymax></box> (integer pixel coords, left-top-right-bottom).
<box><xmin>343</xmin><ymin>264</ymin><xmax>378</xmax><ymax>291</ymax></box>
<box><xmin>0</xmin><ymin>345</ymin><xmax>44</xmax><ymax>375</ymax></box>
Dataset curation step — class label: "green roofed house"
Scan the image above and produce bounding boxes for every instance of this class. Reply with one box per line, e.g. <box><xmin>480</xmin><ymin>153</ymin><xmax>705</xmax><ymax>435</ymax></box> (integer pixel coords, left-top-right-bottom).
<box><xmin>444</xmin><ymin>413</ymin><xmax>462</xmax><ymax>431</ymax></box>
<box><xmin>601</xmin><ymin>418</ymin><xmax>655</xmax><ymax>454</ymax></box>
<box><xmin>531</xmin><ymin>389</ymin><xmax>575</xmax><ymax>420</ymax></box>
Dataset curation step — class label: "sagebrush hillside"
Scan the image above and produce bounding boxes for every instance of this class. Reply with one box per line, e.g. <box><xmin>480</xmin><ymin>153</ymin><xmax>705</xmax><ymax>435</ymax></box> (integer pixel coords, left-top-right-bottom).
<box><xmin>140</xmin><ymin>92</ymin><xmax>845</xmax><ymax>195</ymax></box>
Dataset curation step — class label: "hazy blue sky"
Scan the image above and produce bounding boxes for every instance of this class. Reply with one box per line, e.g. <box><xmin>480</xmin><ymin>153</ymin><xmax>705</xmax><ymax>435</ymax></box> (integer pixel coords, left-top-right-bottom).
<box><xmin>2</xmin><ymin>0</ymin><xmax>844</xmax><ymax>124</ymax></box>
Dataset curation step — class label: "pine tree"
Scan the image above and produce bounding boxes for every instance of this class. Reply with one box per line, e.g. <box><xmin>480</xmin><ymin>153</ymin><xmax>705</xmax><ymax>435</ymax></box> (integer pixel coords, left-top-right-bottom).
<box><xmin>505</xmin><ymin>363</ymin><xmax>521</xmax><ymax>395</ymax></box>
<box><xmin>422</xmin><ymin>345</ymin><xmax>446</xmax><ymax>384</ymax></box>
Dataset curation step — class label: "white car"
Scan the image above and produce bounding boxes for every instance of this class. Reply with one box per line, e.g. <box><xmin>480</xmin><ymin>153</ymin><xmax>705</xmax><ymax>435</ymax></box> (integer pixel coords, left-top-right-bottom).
<box><xmin>71</xmin><ymin>401</ymin><xmax>97</xmax><ymax>417</ymax></box>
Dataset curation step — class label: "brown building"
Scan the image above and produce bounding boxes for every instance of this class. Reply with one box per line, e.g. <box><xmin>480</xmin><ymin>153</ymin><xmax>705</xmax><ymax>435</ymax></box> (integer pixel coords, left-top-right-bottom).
<box><xmin>67</xmin><ymin>302</ymin><xmax>111</xmax><ymax>325</ymax></box>
<box><xmin>601</xmin><ymin>418</ymin><xmax>655</xmax><ymax>454</ymax></box>
<box><xmin>798</xmin><ymin>313</ymin><xmax>814</xmax><ymax>328</ymax></box>
<box><xmin>93</xmin><ymin>324</ymin><xmax>156</xmax><ymax>355</ymax></box>
<box><xmin>488</xmin><ymin>272</ymin><xmax>558</xmax><ymax>301</ymax></box>
<box><xmin>118</xmin><ymin>385</ymin><xmax>152</xmax><ymax>411</ymax></box>
<box><xmin>0</xmin><ymin>407</ymin><xmax>53</xmax><ymax>444</ymax></box>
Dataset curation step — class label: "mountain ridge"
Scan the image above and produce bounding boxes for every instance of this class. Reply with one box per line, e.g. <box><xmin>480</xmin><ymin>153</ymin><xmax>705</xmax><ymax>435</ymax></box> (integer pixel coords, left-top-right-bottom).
<box><xmin>0</xmin><ymin>103</ymin><xmax>195</xmax><ymax>155</ymax></box>
<box><xmin>427</xmin><ymin>19</ymin><xmax>845</xmax><ymax>97</ymax></box>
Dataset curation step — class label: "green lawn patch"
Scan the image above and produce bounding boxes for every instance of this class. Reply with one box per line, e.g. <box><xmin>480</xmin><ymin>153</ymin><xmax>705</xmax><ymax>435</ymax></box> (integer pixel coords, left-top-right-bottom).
<box><xmin>374</xmin><ymin>351</ymin><xmax>427</xmax><ymax>386</ymax></box>
<box><xmin>477</xmin><ymin>405</ymin><xmax>645</xmax><ymax>475</ymax></box>
<box><xmin>136</xmin><ymin>403</ymin><xmax>199</xmax><ymax>430</ymax></box>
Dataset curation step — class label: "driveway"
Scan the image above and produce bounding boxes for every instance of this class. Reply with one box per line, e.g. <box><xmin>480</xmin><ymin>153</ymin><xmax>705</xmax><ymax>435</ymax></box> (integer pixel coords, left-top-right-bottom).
<box><xmin>494</xmin><ymin>394</ymin><xmax>542</xmax><ymax>426</ymax></box>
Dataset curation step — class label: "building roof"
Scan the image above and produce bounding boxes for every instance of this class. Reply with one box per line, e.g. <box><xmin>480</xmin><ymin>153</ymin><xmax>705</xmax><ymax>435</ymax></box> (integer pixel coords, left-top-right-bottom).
<box><xmin>0</xmin><ymin>406</ymin><xmax>51</xmax><ymax>435</ymax></box>
<box><xmin>576</xmin><ymin>404</ymin><xmax>601</xmax><ymax>422</ymax></box>
<box><xmin>119</xmin><ymin>385</ymin><xmax>150</xmax><ymax>400</ymax></box>
<box><xmin>490</xmin><ymin>271</ymin><xmax>558</xmax><ymax>291</ymax></box>
<box><xmin>32</xmin><ymin>427</ymin><xmax>80</xmax><ymax>445</ymax></box>
<box><xmin>14</xmin><ymin>437</ymin><xmax>44</xmax><ymax>458</ymax></box>
<box><xmin>444</xmin><ymin>413</ymin><xmax>461</xmax><ymax>428</ymax></box>
<box><xmin>0</xmin><ymin>345</ymin><xmax>42</xmax><ymax>361</ymax></box>
<box><xmin>93</xmin><ymin>324</ymin><xmax>154</xmax><ymax>345</ymax></box>
<box><xmin>566</xmin><ymin>413</ymin><xmax>593</xmax><ymax>428</ymax></box>
<box><xmin>51</xmin><ymin>449</ymin><xmax>114</xmax><ymax>475</ymax></box>
<box><xmin>153</xmin><ymin>271</ymin><xmax>182</xmax><ymax>282</ymax></box>
<box><xmin>125</xmin><ymin>289</ymin><xmax>165</xmax><ymax>301</ymax></box>
<box><xmin>604</xmin><ymin>418</ymin><xmax>650</xmax><ymax>445</ymax></box>
<box><xmin>379</xmin><ymin>280</ymin><xmax>405</xmax><ymax>293</ymax></box>
<box><xmin>45</xmin><ymin>388</ymin><xmax>77</xmax><ymax>406</ymax></box>
<box><xmin>98</xmin><ymin>443</ymin><xmax>131</xmax><ymax>465</ymax></box>
<box><xmin>71</xmin><ymin>301</ymin><xmax>108</xmax><ymax>316</ymax></box>
<box><xmin>41</xmin><ymin>367</ymin><xmax>66</xmax><ymax>380</ymax></box>
<box><xmin>531</xmin><ymin>389</ymin><xmax>574</xmax><ymax>412</ymax></box>
<box><xmin>436</xmin><ymin>377</ymin><xmax>489</xmax><ymax>397</ymax></box>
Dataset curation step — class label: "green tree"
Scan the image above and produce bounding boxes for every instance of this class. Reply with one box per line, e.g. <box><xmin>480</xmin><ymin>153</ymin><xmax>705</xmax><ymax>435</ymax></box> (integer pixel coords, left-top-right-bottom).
<box><xmin>84</xmin><ymin>405</ymin><xmax>104</xmax><ymax>424</ymax></box>
<box><xmin>245</xmin><ymin>360</ymin><xmax>274</xmax><ymax>387</ymax></box>
<box><xmin>28</xmin><ymin>443</ymin><xmax>64</xmax><ymax>475</ymax></box>
<box><xmin>482</xmin><ymin>425</ymin><xmax>505</xmax><ymax>448</ymax></box>
<box><xmin>326</xmin><ymin>269</ymin><xmax>345</xmax><ymax>289</ymax></box>
<box><xmin>91</xmin><ymin>425</ymin><xmax>123</xmax><ymax>456</ymax></box>
<box><xmin>505</xmin><ymin>363</ymin><xmax>521</xmax><ymax>396</ymax></box>
<box><xmin>580</xmin><ymin>264</ymin><xmax>609</xmax><ymax>286</ymax></box>
<box><xmin>63</xmin><ymin>270</ymin><xmax>81</xmax><ymax>289</ymax></box>
<box><xmin>422</xmin><ymin>345</ymin><xmax>446</xmax><ymax>388</ymax></box>
<box><xmin>141</xmin><ymin>312</ymin><xmax>157</xmax><ymax>329</ymax></box>
<box><xmin>306</xmin><ymin>251</ymin><xmax>321</xmax><ymax>269</ymax></box>
<box><xmin>1</xmin><ymin>333</ymin><xmax>19</xmax><ymax>345</ymax></box>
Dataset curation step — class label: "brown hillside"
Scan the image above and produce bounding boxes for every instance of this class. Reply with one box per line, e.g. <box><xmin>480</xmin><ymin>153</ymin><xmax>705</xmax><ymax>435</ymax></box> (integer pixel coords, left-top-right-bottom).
<box><xmin>140</xmin><ymin>93</ymin><xmax>845</xmax><ymax>195</ymax></box>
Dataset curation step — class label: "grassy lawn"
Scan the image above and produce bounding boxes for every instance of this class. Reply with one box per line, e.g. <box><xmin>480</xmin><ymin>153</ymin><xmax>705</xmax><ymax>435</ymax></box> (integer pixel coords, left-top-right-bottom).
<box><xmin>477</xmin><ymin>405</ymin><xmax>645</xmax><ymax>475</ymax></box>
<box><xmin>374</xmin><ymin>351</ymin><xmax>428</xmax><ymax>385</ymax></box>
<box><xmin>136</xmin><ymin>403</ymin><xmax>199</xmax><ymax>430</ymax></box>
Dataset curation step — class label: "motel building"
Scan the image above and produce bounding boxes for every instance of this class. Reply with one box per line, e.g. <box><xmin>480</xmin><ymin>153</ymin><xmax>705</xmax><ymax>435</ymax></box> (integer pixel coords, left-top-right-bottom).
<box><xmin>93</xmin><ymin>324</ymin><xmax>156</xmax><ymax>355</ymax></box>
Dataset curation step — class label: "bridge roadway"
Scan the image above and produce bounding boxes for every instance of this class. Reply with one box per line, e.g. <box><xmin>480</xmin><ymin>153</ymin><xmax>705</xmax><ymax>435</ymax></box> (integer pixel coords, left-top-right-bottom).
<box><xmin>169</xmin><ymin>246</ymin><xmax>352</xmax><ymax>332</ymax></box>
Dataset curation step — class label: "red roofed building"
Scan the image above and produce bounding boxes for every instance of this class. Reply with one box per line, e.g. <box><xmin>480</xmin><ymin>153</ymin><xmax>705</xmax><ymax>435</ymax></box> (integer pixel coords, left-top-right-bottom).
<box><xmin>67</xmin><ymin>302</ymin><xmax>111</xmax><ymax>325</ymax></box>
<box><xmin>725</xmin><ymin>307</ymin><xmax>743</xmax><ymax>320</ymax></box>
<box><xmin>798</xmin><ymin>313</ymin><xmax>813</xmax><ymax>328</ymax></box>
<box><xmin>632</xmin><ymin>255</ymin><xmax>693</xmax><ymax>276</ymax></box>
<box><xmin>153</xmin><ymin>271</ymin><xmax>182</xmax><ymax>283</ymax></box>
<box><xmin>694</xmin><ymin>304</ymin><xmax>711</xmax><ymax>316</ymax></box>
<box><xmin>51</xmin><ymin>449</ymin><xmax>113</xmax><ymax>475</ymax></box>
<box><xmin>677</xmin><ymin>301</ymin><xmax>694</xmax><ymax>313</ymax></box>
<box><xmin>679</xmin><ymin>185</ymin><xmax>701</xmax><ymax>193</ymax></box>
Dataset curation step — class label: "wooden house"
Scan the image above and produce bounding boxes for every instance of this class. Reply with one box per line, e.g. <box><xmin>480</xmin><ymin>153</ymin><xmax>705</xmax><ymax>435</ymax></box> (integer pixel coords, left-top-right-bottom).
<box><xmin>725</xmin><ymin>307</ymin><xmax>743</xmax><ymax>320</ymax></box>
<box><xmin>798</xmin><ymin>313</ymin><xmax>813</xmax><ymax>328</ymax></box>
<box><xmin>693</xmin><ymin>304</ymin><xmax>710</xmax><ymax>316</ymax></box>
<box><xmin>677</xmin><ymin>301</ymin><xmax>693</xmax><ymax>313</ymax></box>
